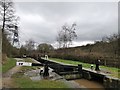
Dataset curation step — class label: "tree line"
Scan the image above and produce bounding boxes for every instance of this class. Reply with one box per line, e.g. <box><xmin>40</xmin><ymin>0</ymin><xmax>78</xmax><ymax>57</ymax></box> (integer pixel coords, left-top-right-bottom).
<box><xmin>50</xmin><ymin>33</ymin><xmax>119</xmax><ymax>68</ymax></box>
<box><xmin>0</xmin><ymin>0</ymin><xmax>20</xmax><ymax>63</ymax></box>
<box><xmin>18</xmin><ymin>39</ymin><xmax>54</xmax><ymax>58</ymax></box>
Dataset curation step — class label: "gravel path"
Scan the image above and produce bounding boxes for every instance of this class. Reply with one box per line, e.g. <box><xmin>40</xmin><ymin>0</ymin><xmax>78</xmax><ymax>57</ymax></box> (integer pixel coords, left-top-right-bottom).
<box><xmin>2</xmin><ymin>58</ymin><xmax>23</xmax><ymax>88</ymax></box>
<box><xmin>3</xmin><ymin>66</ymin><xmax>21</xmax><ymax>77</ymax></box>
<box><xmin>2</xmin><ymin>66</ymin><xmax>21</xmax><ymax>88</ymax></box>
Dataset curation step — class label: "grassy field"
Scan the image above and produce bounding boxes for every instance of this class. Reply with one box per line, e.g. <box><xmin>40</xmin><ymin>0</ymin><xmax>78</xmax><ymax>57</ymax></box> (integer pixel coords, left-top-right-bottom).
<box><xmin>14</xmin><ymin>77</ymin><xmax>68</xmax><ymax>88</ymax></box>
<box><xmin>2</xmin><ymin>58</ymin><xmax>16</xmax><ymax>73</ymax></box>
<box><xmin>13</xmin><ymin>72</ymin><xmax>69</xmax><ymax>88</ymax></box>
<box><xmin>49</xmin><ymin>58</ymin><xmax>91</xmax><ymax>68</ymax></box>
<box><xmin>49</xmin><ymin>58</ymin><xmax>119</xmax><ymax>78</ymax></box>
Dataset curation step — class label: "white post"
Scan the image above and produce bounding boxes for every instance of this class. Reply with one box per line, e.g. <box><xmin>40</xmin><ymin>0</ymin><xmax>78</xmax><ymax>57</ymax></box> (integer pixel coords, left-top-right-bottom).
<box><xmin>45</xmin><ymin>55</ymin><xmax>48</xmax><ymax>60</ymax></box>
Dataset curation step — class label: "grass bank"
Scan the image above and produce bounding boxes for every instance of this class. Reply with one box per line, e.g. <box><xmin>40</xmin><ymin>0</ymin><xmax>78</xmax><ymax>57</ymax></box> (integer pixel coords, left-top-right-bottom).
<box><xmin>2</xmin><ymin>58</ymin><xmax>16</xmax><ymax>73</ymax></box>
<box><xmin>14</xmin><ymin>77</ymin><xmax>68</xmax><ymax>88</ymax></box>
<box><xmin>12</xmin><ymin>64</ymin><xmax>69</xmax><ymax>88</ymax></box>
<box><xmin>49</xmin><ymin>58</ymin><xmax>119</xmax><ymax>78</ymax></box>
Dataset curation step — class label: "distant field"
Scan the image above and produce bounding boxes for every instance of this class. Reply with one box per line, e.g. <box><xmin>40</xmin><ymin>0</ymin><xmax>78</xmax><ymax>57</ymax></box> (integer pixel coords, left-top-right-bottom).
<box><xmin>49</xmin><ymin>58</ymin><xmax>119</xmax><ymax>78</ymax></box>
<box><xmin>2</xmin><ymin>58</ymin><xmax>16</xmax><ymax>73</ymax></box>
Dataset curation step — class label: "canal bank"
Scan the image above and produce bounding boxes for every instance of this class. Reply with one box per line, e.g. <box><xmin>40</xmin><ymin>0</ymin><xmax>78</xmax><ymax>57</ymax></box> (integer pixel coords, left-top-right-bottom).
<box><xmin>36</xmin><ymin>58</ymin><xmax>120</xmax><ymax>89</ymax></box>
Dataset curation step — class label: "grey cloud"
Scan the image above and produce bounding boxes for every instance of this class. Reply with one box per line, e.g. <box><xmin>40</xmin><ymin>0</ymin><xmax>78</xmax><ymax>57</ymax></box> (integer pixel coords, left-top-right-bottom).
<box><xmin>15</xmin><ymin>2</ymin><xmax>118</xmax><ymax>47</ymax></box>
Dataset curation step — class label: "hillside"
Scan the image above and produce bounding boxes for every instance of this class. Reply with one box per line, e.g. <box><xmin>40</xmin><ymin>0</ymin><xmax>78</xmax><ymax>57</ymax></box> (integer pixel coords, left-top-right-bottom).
<box><xmin>50</xmin><ymin>34</ymin><xmax>119</xmax><ymax>68</ymax></box>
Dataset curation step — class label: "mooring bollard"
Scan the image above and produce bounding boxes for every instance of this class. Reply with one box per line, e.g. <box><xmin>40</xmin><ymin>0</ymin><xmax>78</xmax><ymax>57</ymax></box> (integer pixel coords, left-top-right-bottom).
<box><xmin>90</xmin><ymin>64</ymin><xmax>94</xmax><ymax>70</ymax></box>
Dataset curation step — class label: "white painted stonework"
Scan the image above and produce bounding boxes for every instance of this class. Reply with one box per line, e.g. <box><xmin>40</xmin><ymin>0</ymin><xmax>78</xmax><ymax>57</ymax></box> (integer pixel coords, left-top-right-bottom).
<box><xmin>16</xmin><ymin>62</ymin><xmax>32</xmax><ymax>66</ymax></box>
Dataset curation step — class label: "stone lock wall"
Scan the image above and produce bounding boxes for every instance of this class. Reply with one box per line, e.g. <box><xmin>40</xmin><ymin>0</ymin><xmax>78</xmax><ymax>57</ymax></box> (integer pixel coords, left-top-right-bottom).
<box><xmin>103</xmin><ymin>76</ymin><xmax>120</xmax><ymax>89</ymax></box>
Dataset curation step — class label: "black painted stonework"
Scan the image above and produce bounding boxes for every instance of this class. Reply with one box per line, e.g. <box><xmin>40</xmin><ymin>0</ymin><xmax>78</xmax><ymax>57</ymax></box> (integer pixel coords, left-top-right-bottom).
<box><xmin>32</xmin><ymin>57</ymin><xmax>120</xmax><ymax>89</ymax></box>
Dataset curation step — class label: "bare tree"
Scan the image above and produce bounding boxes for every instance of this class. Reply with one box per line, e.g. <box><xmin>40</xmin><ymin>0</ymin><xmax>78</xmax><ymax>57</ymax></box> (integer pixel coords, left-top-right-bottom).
<box><xmin>102</xmin><ymin>34</ymin><xmax>119</xmax><ymax>43</ymax></box>
<box><xmin>0</xmin><ymin>0</ymin><xmax>19</xmax><ymax>55</ymax></box>
<box><xmin>0</xmin><ymin>0</ymin><xmax>19</xmax><ymax>33</ymax></box>
<box><xmin>57</xmin><ymin>23</ymin><xmax>77</xmax><ymax>48</ymax></box>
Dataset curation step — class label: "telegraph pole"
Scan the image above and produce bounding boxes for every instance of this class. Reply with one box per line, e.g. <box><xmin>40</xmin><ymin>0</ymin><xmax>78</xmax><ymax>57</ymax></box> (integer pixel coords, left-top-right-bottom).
<box><xmin>12</xmin><ymin>25</ymin><xmax>20</xmax><ymax>47</ymax></box>
<box><xmin>7</xmin><ymin>24</ymin><xmax>20</xmax><ymax>47</ymax></box>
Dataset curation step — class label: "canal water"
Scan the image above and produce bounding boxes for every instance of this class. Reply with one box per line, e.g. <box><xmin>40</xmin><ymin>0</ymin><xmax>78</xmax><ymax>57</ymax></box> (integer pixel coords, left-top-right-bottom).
<box><xmin>73</xmin><ymin>79</ymin><xmax>105</xmax><ymax>90</ymax></box>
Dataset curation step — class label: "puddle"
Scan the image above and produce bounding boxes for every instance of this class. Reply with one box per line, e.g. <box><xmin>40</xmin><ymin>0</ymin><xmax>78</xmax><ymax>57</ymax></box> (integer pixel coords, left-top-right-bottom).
<box><xmin>24</xmin><ymin>67</ymin><xmax>63</xmax><ymax>81</ymax></box>
<box><xmin>24</xmin><ymin>69</ymin><xmax>42</xmax><ymax>81</ymax></box>
<box><xmin>24</xmin><ymin>69</ymin><xmax>40</xmax><ymax>77</ymax></box>
<box><xmin>74</xmin><ymin>79</ymin><xmax>105</xmax><ymax>90</ymax></box>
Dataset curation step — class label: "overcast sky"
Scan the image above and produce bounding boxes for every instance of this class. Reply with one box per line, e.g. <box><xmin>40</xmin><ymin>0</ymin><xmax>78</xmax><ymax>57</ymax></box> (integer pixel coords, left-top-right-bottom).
<box><xmin>14</xmin><ymin>2</ymin><xmax>118</xmax><ymax>48</ymax></box>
